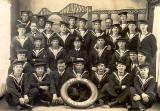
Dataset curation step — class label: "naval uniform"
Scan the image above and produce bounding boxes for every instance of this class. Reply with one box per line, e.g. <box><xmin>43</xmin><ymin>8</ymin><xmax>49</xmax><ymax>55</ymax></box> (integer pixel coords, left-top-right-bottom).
<box><xmin>109</xmin><ymin>49</ymin><xmax>130</xmax><ymax>72</ymax></box>
<box><xmin>42</xmin><ymin>30</ymin><xmax>56</xmax><ymax>49</ymax></box>
<box><xmin>75</xmin><ymin>28</ymin><xmax>93</xmax><ymax>52</ymax></box>
<box><xmin>36</xmin><ymin>25</ymin><xmax>45</xmax><ymax>34</ymax></box>
<box><xmin>67</xmin><ymin>48</ymin><xmax>88</xmax><ymax>68</ymax></box>
<box><xmin>90</xmin><ymin>70</ymin><xmax>110</xmax><ymax>102</ymax></box>
<box><xmin>125</xmin><ymin>32</ymin><xmax>139</xmax><ymax>51</ymax></box>
<box><xmin>28</xmin><ymin>72</ymin><xmax>52</xmax><ymax>104</ymax></box>
<box><xmin>67</xmin><ymin>69</ymin><xmax>90</xmax><ymax>101</ymax></box>
<box><xmin>67</xmin><ymin>26</ymin><xmax>78</xmax><ymax>37</ymax></box>
<box><xmin>130</xmin><ymin>75</ymin><xmax>156</xmax><ymax>109</ymax></box>
<box><xmin>47</xmin><ymin>46</ymin><xmax>66</xmax><ymax>71</ymax></box>
<box><xmin>5</xmin><ymin>73</ymin><xmax>30</xmax><ymax>106</ymax></box>
<box><xmin>89</xmin><ymin>45</ymin><xmax>112</xmax><ymax>69</ymax></box>
<box><xmin>8</xmin><ymin>60</ymin><xmax>33</xmax><ymax>76</ymax></box>
<box><xmin>55</xmin><ymin>32</ymin><xmax>74</xmax><ymax>52</ymax></box>
<box><xmin>29</xmin><ymin>48</ymin><xmax>48</xmax><ymax>66</ymax></box>
<box><xmin>105</xmin><ymin>71</ymin><xmax>133</xmax><ymax>103</ymax></box>
<box><xmin>17</xmin><ymin>19</ymin><xmax>31</xmax><ymax>33</ymax></box>
<box><xmin>138</xmin><ymin>33</ymin><xmax>157</xmax><ymax>58</ymax></box>
<box><xmin>120</xmin><ymin>24</ymin><xmax>129</xmax><ymax>37</ymax></box>
<box><xmin>10</xmin><ymin>36</ymin><xmax>33</xmax><ymax>62</ymax></box>
<box><xmin>26</xmin><ymin>31</ymin><xmax>45</xmax><ymax>48</ymax></box>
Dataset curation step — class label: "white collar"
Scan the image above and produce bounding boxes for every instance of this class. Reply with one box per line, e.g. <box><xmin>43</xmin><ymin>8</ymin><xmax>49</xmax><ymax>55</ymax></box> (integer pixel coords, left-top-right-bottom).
<box><xmin>16</xmin><ymin>36</ymin><xmax>28</xmax><ymax>45</ymax></box>
<box><xmin>17</xmin><ymin>20</ymin><xmax>30</xmax><ymax>27</ymax></box>
<box><xmin>33</xmin><ymin>72</ymin><xmax>48</xmax><ymax>82</ymax></box>
<box><xmin>91</xmin><ymin>30</ymin><xmax>104</xmax><ymax>37</ymax></box>
<box><xmin>115</xmin><ymin>49</ymin><xmax>129</xmax><ymax>57</ymax></box>
<box><xmin>42</xmin><ymin>30</ymin><xmax>55</xmax><ymax>38</ymax></box>
<box><xmin>139</xmin><ymin>32</ymin><xmax>152</xmax><ymax>42</ymax></box>
<box><xmin>57</xmin><ymin>32</ymin><xmax>70</xmax><ymax>42</ymax></box>
<box><xmin>9</xmin><ymin>73</ymin><xmax>24</xmax><ymax>86</ymax></box>
<box><xmin>137</xmin><ymin>75</ymin><xmax>154</xmax><ymax>87</ymax></box>
<box><xmin>95</xmin><ymin>71</ymin><xmax>108</xmax><ymax>81</ymax></box>
<box><xmin>113</xmin><ymin>72</ymin><xmax>129</xmax><ymax>84</ymax></box>
<box><xmin>49</xmin><ymin>46</ymin><xmax>63</xmax><ymax>52</ymax></box>
<box><xmin>33</xmin><ymin>48</ymin><xmax>44</xmax><ymax>57</ymax></box>
<box><xmin>49</xmin><ymin>47</ymin><xmax>63</xmax><ymax>59</ymax></box>
<box><xmin>76</xmin><ymin>29</ymin><xmax>89</xmax><ymax>37</ymax></box>
<box><xmin>75</xmin><ymin>48</ymin><xmax>80</xmax><ymax>51</ymax></box>
<box><xmin>127</xmin><ymin>32</ymin><xmax>139</xmax><ymax>40</ymax></box>
<box><xmin>58</xmin><ymin>70</ymin><xmax>65</xmax><ymax>76</ymax></box>
<box><xmin>73</xmin><ymin>69</ymin><xmax>87</xmax><ymax>77</ymax></box>
<box><xmin>94</xmin><ymin>45</ymin><xmax>108</xmax><ymax>57</ymax></box>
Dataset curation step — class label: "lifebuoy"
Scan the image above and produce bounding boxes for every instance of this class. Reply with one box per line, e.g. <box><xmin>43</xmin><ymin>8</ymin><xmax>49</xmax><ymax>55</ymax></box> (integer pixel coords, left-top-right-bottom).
<box><xmin>60</xmin><ymin>78</ymin><xmax>98</xmax><ymax>108</ymax></box>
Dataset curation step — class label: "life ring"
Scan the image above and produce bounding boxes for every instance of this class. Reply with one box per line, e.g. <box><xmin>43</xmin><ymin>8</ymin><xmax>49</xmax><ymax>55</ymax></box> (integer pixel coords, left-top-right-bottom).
<box><xmin>60</xmin><ymin>78</ymin><xmax>98</xmax><ymax>108</ymax></box>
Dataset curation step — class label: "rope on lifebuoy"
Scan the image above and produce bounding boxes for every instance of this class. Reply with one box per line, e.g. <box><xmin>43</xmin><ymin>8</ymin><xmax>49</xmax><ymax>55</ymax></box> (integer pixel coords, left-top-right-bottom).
<box><xmin>60</xmin><ymin>78</ymin><xmax>98</xmax><ymax>108</ymax></box>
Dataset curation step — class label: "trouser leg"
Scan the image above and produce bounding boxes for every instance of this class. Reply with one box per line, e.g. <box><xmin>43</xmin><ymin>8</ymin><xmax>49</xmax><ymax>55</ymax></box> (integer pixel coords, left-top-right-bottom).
<box><xmin>143</xmin><ymin>92</ymin><xmax>156</xmax><ymax>108</ymax></box>
<box><xmin>28</xmin><ymin>88</ymin><xmax>39</xmax><ymax>105</ymax></box>
<box><xmin>68</xmin><ymin>87</ymin><xmax>79</xmax><ymax>100</ymax></box>
<box><xmin>104</xmin><ymin>84</ymin><xmax>119</xmax><ymax>98</ymax></box>
<box><xmin>129</xmin><ymin>87</ymin><xmax>141</xmax><ymax>109</ymax></box>
<box><xmin>98</xmin><ymin>83</ymin><xmax>111</xmax><ymax>102</ymax></box>
<box><xmin>40</xmin><ymin>90</ymin><xmax>52</xmax><ymax>102</ymax></box>
<box><xmin>5</xmin><ymin>92</ymin><xmax>19</xmax><ymax>106</ymax></box>
<box><xmin>116</xmin><ymin>87</ymin><xmax>130</xmax><ymax>104</ymax></box>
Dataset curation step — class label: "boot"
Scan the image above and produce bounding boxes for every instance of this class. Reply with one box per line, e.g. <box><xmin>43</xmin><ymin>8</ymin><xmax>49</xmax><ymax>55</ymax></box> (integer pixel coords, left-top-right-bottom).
<box><xmin>23</xmin><ymin>103</ymin><xmax>33</xmax><ymax>110</ymax></box>
<box><xmin>128</xmin><ymin>108</ymin><xmax>139</xmax><ymax>111</ymax></box>
<box><xmin>108</xmin><ymin>100</ymin><xmax>118</xmax><ymax>107</ymax></box>
<box><xmin>139</xmin><ymin>103</ymin><xmax>146</xmax><ymax>111</ymax></box>
<box><xmin>16</xmin><ymin>105</ymin><xmax>23</xmax><ymax>111</ymax></box>
<box><xmin>40</xmin><ymin>100</ymin><xmax>50</xmax><ymax>106</ymax></box>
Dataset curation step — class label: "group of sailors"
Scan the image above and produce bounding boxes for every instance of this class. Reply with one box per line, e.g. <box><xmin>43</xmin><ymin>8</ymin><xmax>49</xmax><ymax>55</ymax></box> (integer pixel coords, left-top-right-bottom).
<box><xmin>4</xmin><ymin>10</ymin><xmax>158</xmax><ymax>111</ymax></box>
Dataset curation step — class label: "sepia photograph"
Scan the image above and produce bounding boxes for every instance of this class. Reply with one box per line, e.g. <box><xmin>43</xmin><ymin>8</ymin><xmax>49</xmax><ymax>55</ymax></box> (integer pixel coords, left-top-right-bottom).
<box><xmin>0</xmin><ymin>0</ymin><xmax>160</xmax><ymax>111</ymax></box>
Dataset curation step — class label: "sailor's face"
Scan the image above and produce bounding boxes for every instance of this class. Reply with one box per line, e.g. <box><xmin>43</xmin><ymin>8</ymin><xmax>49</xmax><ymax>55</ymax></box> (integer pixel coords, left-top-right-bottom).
<box><xmin>34</xmin><ymin>40</ymin><xmax>42</xmax><ymax>48</ymax></box>
<box><xmin>75</xmin><ymin>63</ymin><xmax>84</xmax><ymax>71</ymax></box>
<box><xmin>128</xmin><ymin>24</ymin><xmax>136</xmax><ymax>32</ymax></box>
<box><xmin>45</xmin><ymin>24</ymin><xmax>52</xmax><ymax>31</ymax></box>
<box><xmin>30</xmin><ymin>23</ymin><xmax>37</xmax><ymax>32</ymax></box>
<box><xmin>38</xmin><ymin>18</ymin><xmax>45</xmax><ymax>26</ymax></box>
<box><xmin>94</xmin><ymin>23</ymin><xmax>101</xmax><ymax>30</ymax></box>
<box><xmin>17</xmin><ymin>28</ymin><xmax>26</xmax><ymax>35</ymax></box>
<box><xmin>117</xmin><ymin>64</ymin><xmax>126</xmax><ymax>73</ymax></box>
<box><xmin>60</xmin><ymin>25</ymin><xmax>67</xmax><ymax>33</ymax></box>
<box><xmin>112</xmin><ymin>27</ymin><xmax>119</xmax><ymax>34</ymax></box>
<box><xmin>139</xmin><ymin>24</ymin><xmax>148</xmax><ymax>32</ymax></box>
<box><xmin>105</xmin><ymin>19</ymin><xmax>112</xmax><ymax>28</ymax></box>
<box><xmin>97</xmin><ymin>64</ymin><xmax>105</xmax><ymax>72</ymax></box>
<box><xmin>140</xmin><ymin>67</ymin><xmax>149</xmax><ymax>79</ymax></box>
<box><xmin>117</xmin><ymin>41</ymin><xmax>126</xmax><ymax>49</ymax></box>
<box><xmin>97</xmin><ymin>39</ymin><xmax>105</xmax><ymax>46</ymax></box>
<box><xmin>21</xmin><ymin>13</ymin><xmax>29</xmax><ymax>22</ymax></box>
<box><xmin>17</xmin><ymin>54</ymin><xmax>26</xmax><ymax>61</ymax></box>
<box><xmin>69</xmin><ymin>19</ymin><xmax>76</xmax><ymax>26</ymax></box>
<box><xmin>138</xmin><ymin>53</ymin><xmax>146</xmax><ymax>63</ymax></box>
<box><xmin>51</xmin><ymin>39</ymin><xmax>59</xmax><ymax>47</ymax></box>
<box><xmin>120</xmin><ymin>15</ymin><xmax>127</xmax><ymax>22</ymax></box>
<box><xmin>36</xmin><ymin>66</ymin><xmax>45</xmax><ymax>76</ymax></box>
<box><xmin>129</xmin><ymin>53</ymin><xmax>137</xmax><ymax>61</ymax></box>
<box><xmin>74</xmin><ymin>41</ymin><xmax>81</xmax><ymax>49</ymax></box>
<box><xmin>13</xmin><ymin>64</ymin><xmax>23</xmax><ymax>74</ymax></box>
<box><xmin>57</xmin><ymin>63</ymin><xmax>66</xmax><ymax>72</ymax></box>
<box><xmin>79</xmin><ymin>21</ymin><xmax>86</xmax><ymax>29</ymax></box>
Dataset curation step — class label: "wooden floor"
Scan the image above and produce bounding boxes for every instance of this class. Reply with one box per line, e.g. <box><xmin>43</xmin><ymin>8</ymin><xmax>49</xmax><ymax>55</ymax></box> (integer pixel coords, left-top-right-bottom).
<box><xmin>0</xmin><ymin>99</ymin><xmax>160</xmax><ymax>111</ymax></box>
